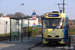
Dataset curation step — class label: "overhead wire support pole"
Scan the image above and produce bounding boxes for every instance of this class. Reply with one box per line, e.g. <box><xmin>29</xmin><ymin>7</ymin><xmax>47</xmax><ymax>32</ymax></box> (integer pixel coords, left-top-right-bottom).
<box><xmin>56</xmin><ymin>0</ymin><xmax>66</xmax><ymax>13</ymax></box>
<box><xmin>63</xmin><ymin>0</ymin><xmax>65</xmax><ymax>13</ymax></box>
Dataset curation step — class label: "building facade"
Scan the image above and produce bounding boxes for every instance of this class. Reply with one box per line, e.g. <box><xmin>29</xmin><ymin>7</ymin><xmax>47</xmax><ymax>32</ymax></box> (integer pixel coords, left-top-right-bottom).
<box><xmin>0</xmin><ymin>17</ymin><xmax>41</xmax><ymax>34</ymax></box>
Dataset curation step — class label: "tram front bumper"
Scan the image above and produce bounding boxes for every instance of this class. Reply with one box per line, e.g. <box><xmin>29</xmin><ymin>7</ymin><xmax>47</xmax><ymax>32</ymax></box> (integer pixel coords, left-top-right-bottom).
<box><xmin>44</xmin><ymin>38</ymin><xmax>63</xmax><ymax>41</ymax></box>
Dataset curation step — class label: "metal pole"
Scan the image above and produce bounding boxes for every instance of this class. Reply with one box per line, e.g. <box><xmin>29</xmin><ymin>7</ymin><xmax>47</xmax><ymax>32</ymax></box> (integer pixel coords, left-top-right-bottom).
<box><xmin>10</xmin><ymin>19</ymin><xmax>11</xmax><ymax>42</ymax></box>
<box><xmin>28</xmin><ymin>18</ymin><xmax>29</xmax><ymax>40</ymax></box>
<box><xmin>21</xmin><ymin>19</ymin><xmax>23</xmax><ymax>42</ymax></box>
<box><xmin>22</xmin><ymin>5</ymin><xmax>23</xmax><ymax>17</ymax></box>
<box><xmin>21</xmin><ymin>3</ymin><xmax>24</xmax><ymax>42</ymax></box>
<box><xmin>6</xmin><ymin>21</ymin><xmax>7</xmax><ymax>34</ymax></box>
<box><xmin>18</xmin><ymin>20</ymin><xmax>19</xmax><ymax>40</ymax></box>
<box><xmin>21</xmin><ymin>3</ymin><xmax>24</xmax><ymax>17</ymax></box>
<box><xmin>69</xmin><ymin>36</ymin><xmax>71</xmax><ymax>50</ymax></box>
<box><xmin>63</xmin><ymin>0</ymin><xmax>65</xmax><ymax>13</ymax></box>
<box><xmin>34</xmin><ymin>20</ymin><xmax>35</xmax><ymax>39</ymax></box>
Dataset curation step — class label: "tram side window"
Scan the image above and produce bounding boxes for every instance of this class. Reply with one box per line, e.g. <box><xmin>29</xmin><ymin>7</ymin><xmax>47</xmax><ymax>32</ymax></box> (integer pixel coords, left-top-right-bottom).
<box><xmin>65</xmin><ymin>18</ymin><xmax>69</xmax><ymax>28</ymax></box>
<box><xmin>62</xmin><ymin>18</ymin><xmax>64</xmax><ymax>28</ymax></box>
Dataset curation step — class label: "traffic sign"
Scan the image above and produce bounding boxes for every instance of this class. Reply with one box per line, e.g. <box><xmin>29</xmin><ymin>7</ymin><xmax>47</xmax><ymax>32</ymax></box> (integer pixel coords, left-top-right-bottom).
<box><xmin>33</xmin><ymin>23</ymin><xmax>36</xmax><ymax>30</ymax></box>
<box><xmin>32</xmin><ymin>10</ymin><xmax>36</xmax><ymax>20</ymax></box>
<box><xmin>32</xmin><ymin>15</ymin><xmax>36</xmax><ymax>20</ymax></box>
<box><xmin>33</xmin><ymin>24</ymin><xmax>36</xmax><ymax>26</ymax></box>
<box><xmin>32</xmin><ymin>12</ymin><xmax>36</xmax><ymax>15</ymax></box>
<box><xmin>33</xmin><ymin>23</ymin><xmax>36</xmax><ymax>24</ymax></box>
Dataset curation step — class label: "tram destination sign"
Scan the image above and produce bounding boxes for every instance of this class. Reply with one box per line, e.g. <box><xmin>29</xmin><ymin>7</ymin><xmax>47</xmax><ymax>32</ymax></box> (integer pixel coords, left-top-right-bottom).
<box><xmin>48</xmin><ymin>14</ymin><xmax>59</xmax><ymax>17</ymax></box>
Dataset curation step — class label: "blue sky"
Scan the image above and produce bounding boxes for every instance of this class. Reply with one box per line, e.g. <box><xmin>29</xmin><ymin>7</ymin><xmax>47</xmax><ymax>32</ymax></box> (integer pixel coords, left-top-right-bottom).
<box><xmin>0</xmin><ymin>0</ymin><xmax>75</xmax><ymax>19</ymax></box>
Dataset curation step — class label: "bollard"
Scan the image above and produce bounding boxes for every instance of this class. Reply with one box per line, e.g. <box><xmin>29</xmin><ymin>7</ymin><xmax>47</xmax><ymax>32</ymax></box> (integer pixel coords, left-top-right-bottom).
<box><xmin>68</xmin><ymin>36</ymin><xmax>71</xmax><ymax>50</ymax></box>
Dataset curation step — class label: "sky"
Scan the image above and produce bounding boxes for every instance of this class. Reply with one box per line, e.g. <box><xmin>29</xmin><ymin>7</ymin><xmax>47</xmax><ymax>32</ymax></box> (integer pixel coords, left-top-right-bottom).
<box><xmin>0</xmin><ymin>0</ymin><xmax>75</xmax><ymax>19</ymax></box>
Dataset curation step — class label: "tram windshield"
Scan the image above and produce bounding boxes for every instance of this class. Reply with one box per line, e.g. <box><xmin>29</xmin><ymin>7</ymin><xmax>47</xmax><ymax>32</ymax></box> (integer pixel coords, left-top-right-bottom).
<box><xmin>44</xmin><ymin>18</ymin><xmax>62</xmax><ymax>28</ymax></box>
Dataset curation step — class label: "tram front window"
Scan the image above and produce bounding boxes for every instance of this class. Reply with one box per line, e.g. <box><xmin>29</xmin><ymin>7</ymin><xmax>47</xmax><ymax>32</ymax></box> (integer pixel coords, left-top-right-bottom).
<box><xmin>44</xmin><ymin>18</ymin><xmax>61</xmax><ymax>28</ymax></box>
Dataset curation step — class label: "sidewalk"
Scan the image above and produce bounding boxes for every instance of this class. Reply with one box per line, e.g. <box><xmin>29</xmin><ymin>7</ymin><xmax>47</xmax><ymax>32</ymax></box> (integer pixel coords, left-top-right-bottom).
<box><xmin>0</xmin><ymin>36</ymin><xmax>42</xmax><ymax>50</ymax></box>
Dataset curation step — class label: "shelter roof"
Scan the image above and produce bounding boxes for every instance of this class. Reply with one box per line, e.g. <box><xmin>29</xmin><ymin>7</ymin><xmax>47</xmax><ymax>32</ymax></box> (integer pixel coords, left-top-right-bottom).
<box><xmin>10</xmin><ymin>17</ymin><xmax>28</xmax><ymax>20</ymax></box>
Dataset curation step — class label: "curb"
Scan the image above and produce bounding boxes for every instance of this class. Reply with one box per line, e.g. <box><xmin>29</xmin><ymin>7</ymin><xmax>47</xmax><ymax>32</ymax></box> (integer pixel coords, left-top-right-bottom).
<box><xmin>28</xmin><ymin>42</ymin><xmax>42</xmax><ymax>50</ymax></box>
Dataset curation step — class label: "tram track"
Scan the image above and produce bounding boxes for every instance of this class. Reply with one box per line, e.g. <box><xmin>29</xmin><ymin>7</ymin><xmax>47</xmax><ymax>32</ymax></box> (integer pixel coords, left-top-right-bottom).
<box><xmin>30</xmin><ymin>43</ymin><xmax>67</xmax><ymax>50</ymax></box>
<box><xmin>28</xmin><ymin>36</ymin><xmax>75</xmax><ymax>50</ymax></box>
<box><xmin>29</xmin><ymin>42</ymin><xmax>74</xmax><ymax>50</ymax></box>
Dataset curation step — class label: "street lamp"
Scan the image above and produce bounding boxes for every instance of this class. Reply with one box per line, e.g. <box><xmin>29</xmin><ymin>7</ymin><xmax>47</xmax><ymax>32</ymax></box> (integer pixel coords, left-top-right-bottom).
<box><xmin>21</xmin><ymin>3</ymin><xmax>24</xmax><ymax>42</ymax></box>
<box><xmin>21</xmin><ymin>3</ymin><xmax>24</xmax><ymax>17</ymax></box>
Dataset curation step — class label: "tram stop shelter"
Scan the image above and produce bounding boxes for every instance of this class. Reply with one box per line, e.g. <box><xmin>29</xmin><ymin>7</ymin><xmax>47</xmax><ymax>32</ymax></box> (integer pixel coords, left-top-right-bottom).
<box><xmin>10</xmin><ymin>17</ymin><xmax>29</xmax><ymax>42</ymax></box>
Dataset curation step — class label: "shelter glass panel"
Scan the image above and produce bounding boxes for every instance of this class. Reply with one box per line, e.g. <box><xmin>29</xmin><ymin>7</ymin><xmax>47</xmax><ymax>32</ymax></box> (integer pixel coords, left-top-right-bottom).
<box><xmin>22</xmin><ymin>19</ymin><xmax>28</xmax><ymax>37</ymax></box>
<box><xmin>10</xmin><ymin>17</ymin><xmax>29</xmax><ymax>42</ymax></box>
<box><xmin>11</xmin><ymin>19</ymin><xmax>19</xmax><ymax>41</ymax></box>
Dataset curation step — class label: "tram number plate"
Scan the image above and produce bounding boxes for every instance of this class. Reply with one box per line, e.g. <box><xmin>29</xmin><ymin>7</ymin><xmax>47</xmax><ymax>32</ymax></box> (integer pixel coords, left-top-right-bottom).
<box><xmin>51</xmin><ymin>33</ymin><xmax>55</xmax><ymax>36</ymax></box>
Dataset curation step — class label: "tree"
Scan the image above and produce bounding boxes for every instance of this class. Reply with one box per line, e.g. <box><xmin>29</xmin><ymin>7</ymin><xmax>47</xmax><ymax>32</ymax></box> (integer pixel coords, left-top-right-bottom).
<box><xmin>69</xmin><ymin>22</ymin><xmax>72</xmax><ymax>25</ymax></box>
<box><xmin>6</xmin><ymin>14</ymin><xmax>14</xmax><ymax>17</ymax></box>
<box><xmin>36</xmin><ymin>15</ymin><xmax>40</xmax><ymax>18</ymax></box>
<box><xmin>40</xmin><ymin>15</ymin><xmax>43</xmax><ymax>18</ymax></box>
<box><xmin>0</xmin><ymin>13</ymin><xmax>4</xmax><ymax>17</ymax></box>
<box><xmin>25</xmin><ymin>15</ymin><xmax>32</xmax><ymax>18</ymax></box>
<box><xmin>14</xmin><ymin>12</ymin><xmax>25</xmax><ymax>17</ymax></box>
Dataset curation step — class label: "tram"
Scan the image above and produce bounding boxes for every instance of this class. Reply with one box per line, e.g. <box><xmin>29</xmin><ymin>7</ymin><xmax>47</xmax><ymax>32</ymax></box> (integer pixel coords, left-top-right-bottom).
<box><xmin>41</xmin><ymin>11</ymin><xmax>69</xmax><ymax>44</ymax></box>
